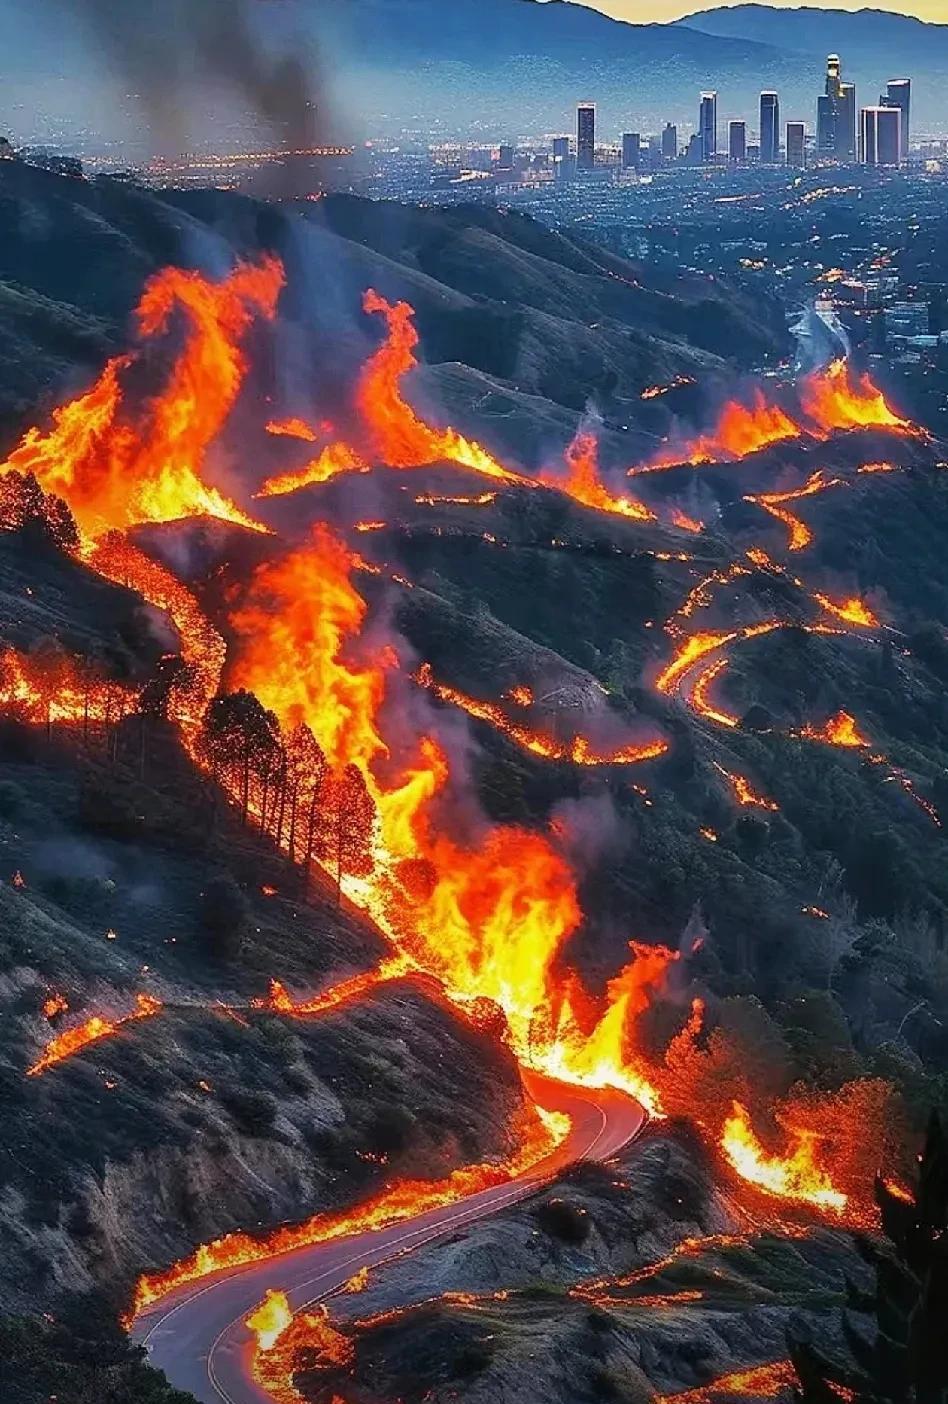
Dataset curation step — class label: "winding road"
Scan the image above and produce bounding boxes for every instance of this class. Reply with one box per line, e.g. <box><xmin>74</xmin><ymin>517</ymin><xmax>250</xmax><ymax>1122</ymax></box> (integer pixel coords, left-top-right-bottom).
<box><xmin>134</xmin><ymin>1074</ymin><xmax>646</xmax><ymax>1403</ymax></box>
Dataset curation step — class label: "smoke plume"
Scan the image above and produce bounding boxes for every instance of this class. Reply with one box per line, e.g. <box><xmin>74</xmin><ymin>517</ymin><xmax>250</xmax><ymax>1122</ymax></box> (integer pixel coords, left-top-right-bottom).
<box><xmin>62</xmin><ymin>0</ymin><xmax>323</xmax><ymax>157</ymax></box>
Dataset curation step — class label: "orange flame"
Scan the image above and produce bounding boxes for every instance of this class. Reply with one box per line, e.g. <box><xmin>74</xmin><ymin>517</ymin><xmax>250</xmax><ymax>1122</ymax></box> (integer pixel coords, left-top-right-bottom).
<box><xmin>636</xmin><ymin>392</ymin><xmax>802</xmax><ymax>473</ymax></box>
<box><xmin>2</xmin><ymin>258</ymin><xmax>283</xmax><ymax>538</ymax></box>
<box><xmin>721</xmin><ymin>1101</ymin><xmax>848</xmax><ymax>1214</ymax></box>
<box><xmin>744</xmin><ymin>470</ymin><xmax>846</xmax><ymax>552</ymax></box>
<box><xmin>712</xmin><ymin>762</ymin><xmax>779</xmax><ymax>811</ymax></box>
<box><xmin>357</xmin><ymin>291</ymin><xmax>523</xmax><ymax>483</ymax></box>
<box><xmin>27</xmin><ymin>993</ymin><xmax>162</xmax><ymax>1077</ymax></box>
<box><xmin>813</xmin><ymin>594</ymin><xmax>878</xmax><ymax>628</ymax></box>
<box><xmin>542</xmin><ymin>430</ymin><xmax>655</xmax><ymax>522</ymax></box>
<box><xmin>416</xmin><ymin>663</ymin><xmax>668</xmax><ymax>767</ymax></box>
<box><xmin>246</xmin><ymin>1288</ymin><xmax>293</xmax><ymax>1352</ymax></box>
<box><xmin>800</xmin><ymin>710</ymin><xmax>870</xmax><ymax>748</ymax></box>
<box><xmin>801</xmin><ymin>360</ymin><xmax>917</xmax><ymax>435</ymax></box>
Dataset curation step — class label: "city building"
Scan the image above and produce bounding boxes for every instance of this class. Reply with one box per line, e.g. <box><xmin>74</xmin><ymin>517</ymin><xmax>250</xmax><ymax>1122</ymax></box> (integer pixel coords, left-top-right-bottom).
<box><xmin>622</xmin><ymin>132</ymin><xmax>641</xmax><ymax>170</ymax></box>
<box><xmin>728</xmin><ymin>119</ymin><xmax>747</xmax><ymax>163</ymax></box>
<box><xmin>861</xmin><ymin>105</ymin><xmax>901</xmax><ymax>165</ymax></box>
<box><xmin>661</xmin><ymin>122</ymin><xmax>678</xmax><ymax>162</ymax></box>
<box><xmin>699</xmin><ymin>91</ymin><xmax>717</xmax><ymax>163</ymax></box>
<box><xmin>552</xmin><ymin>135</ymin><xmax>573</xmax><ymax>180</ymax></box>
<box><xmin>497</xmin><ymin>144</ymin><xmax>514</xmax><ymax>171</ymax></box>
<box><xmin>817</xmin><ymin>54</ymin><xmax>857</xmax><ymax>162</ymax></box>
<box><xmin>760</xmin><ymin>91</ymin><xmax>780</xmax><ymax>164</ymax></box>
<box><xmin>885</xmin><ymin>300</ymin><xmax>929</xmax><ymax>341</ymax></box>
<box><xmin>577</xmin><ymin>103</ymin><xmax>596</xmax><ymax>170</ymax></box>
<box><xmin>881</xmin><ymin>78</ymin><xmax>911</xmax><ymax>157</ymax></box>
<box><xmin>786</xmin><ymin>121</ymin><xmax>806</xmax><ymax>168</ymax></box>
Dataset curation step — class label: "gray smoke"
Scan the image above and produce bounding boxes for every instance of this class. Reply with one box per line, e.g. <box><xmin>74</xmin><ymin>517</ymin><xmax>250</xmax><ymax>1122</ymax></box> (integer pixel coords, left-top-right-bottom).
<box><xmin>61</xmin><ymin>0</ymin><xmax>322</xmax><ymax>156</ymax></box>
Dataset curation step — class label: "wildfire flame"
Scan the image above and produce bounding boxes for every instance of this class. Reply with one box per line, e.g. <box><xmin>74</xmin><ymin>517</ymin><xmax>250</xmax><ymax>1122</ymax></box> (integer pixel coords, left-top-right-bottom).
<box><xmin>27</xmin><ymin>993</ymin><xmax>162</xmax><ymax>1077</ymax></box>
<box><xmin>543</xmin><ymin>430</ymin><xmax>655</xmax><ymax>522</ymax></box>
<box><xmin>721</xmin><ymin>1101</ymin><xmax>848</xmax><ymax>1214</ymax></box>
<box><xmin>2</xmin><ymin>258</ymin><xmax>283</xmax><ymax>538</ymax></box>
<box><xmin>800</xmin><ymin>710</ymin><xmax>870</xmax><ymax>748</ymax></box>
<box><xmin>416</xmin><ymin>663</ymin><xmax>668</xmax><ymax>767</ymax></box>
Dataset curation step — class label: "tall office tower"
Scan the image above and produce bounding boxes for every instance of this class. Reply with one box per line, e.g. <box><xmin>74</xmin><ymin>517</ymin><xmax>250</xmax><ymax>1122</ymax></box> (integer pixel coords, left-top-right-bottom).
<box><xmin>861</xmin><ymin>105</ymin><xmax>901</xmax><ymax>165</ymax></box>
<box><xmin>838</xmin><ymin>82</ymin><xmax>857</xmax><ymax>161</ymax></box>
<box><xmin>699</xmin><ymin>91</ymin><xmax>717</xmax><ymax>162</ymax></box>
<box><xmin>577</xmin><ymin>103</ymin><xmax>596</xmax><ymax>170</ymax></box>
<box><xmin>881</xmin><ymin>78</ymin><xmax>911</xmax><ymax>157</ymax></box>
<box><xmin>552</xmin><ymin>135</ymin><xmax>572</xmax><ymax>179</ymax></box>
<box><xmin>817</xmin><ymin>95</ymin><xmax>835</xmax><ymax>157</ymax></box>
<box><xmin>661</xmin><ymin>122</ymin><xmax>678</xmax><ymax>161</ymax></box>
<box><xmin>786</xmin><ymin>121</ymin><xmax>806</xmax><ymax>168</ymax></box>
<box><xmin>497</xmin><ymin>144</ymin><xmax>514</xmax><ymax>170</ymax></box>
<box><xmin>622</xmin><ymin>132</ymin><xmax>642</xmax><ymax>170</ymax></box>
<box><xmin>728</xmin><ymin>119</ymin><xmax>747</xmax><ymax>162</ymax></box>
<box><xmin>760</xmin><ymin>91</ymin><xmax>780</xmax><ymax>163</ymax></box>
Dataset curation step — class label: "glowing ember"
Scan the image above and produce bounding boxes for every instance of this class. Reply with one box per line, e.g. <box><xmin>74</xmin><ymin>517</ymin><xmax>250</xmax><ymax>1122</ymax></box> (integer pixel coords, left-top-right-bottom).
<box><xmin>712</xmin><ymin>762</ymin><xmax>778</xmax><ymax>811</ymax></box>
<box><xmin>800</xmin><ymin>711</ymin><xmax>870</xmax><ymax>748</ymax></box>
<box><xmin>248</xmin><ymin>1295</ymin><xmax>353</xmax><ymax>1404</ymax></box>
<box><xmin>354</xmin><ymin>520</ymin><xmax>387</xmax><ymax>533</ymax></box>
<box><xmin>414</xmin><ymin>491</ymin><xmax>497</xmax><ymax>507</ymax></box>
<box><xmin>254</xmin><ymin>956</ymin><xmax>411</xmax><ymax>1016</ymax></box>
<box><xmin>506</xmin><ymin>684</ymin><xmax>534</xmax><ymax>707</ymax></box>
<box><xmin>416</xmin><ymin>663</ymin><xmax>668</xmax><ymax>767</ymax></box>
<box><xmin>542</xmin><ymin>429</ymin><xmax>655</xmax><ymax>522</ymax></box>
<box><xmin>266</xmin><ymin>418</ymin><xmax>318</xmax><ymax>442</ymax></box>
<box><xmin>27</xmin><ymin>993</ymin><xmax>162</xmax><ymax>1076</ymax></box>
<box><xmin>42</xmin><ymin>993</ymin><xmax>68</xmax><ymax>1019</ymax></box>
<box><xmin>690</xmin><ymin>659</ymin><xmax>739</xmax><ymax>729</ymax></box>
<box><xmin>655</xmin><ymin>1358</ymin><xmax>797</xmax><ymax>1404</ymax></box>
<box><xmin>640</xmin><ymin>375</ymin><xmax>695</xmax><ymax>400</ymax></box>
<box><xmin>656</xmin><ymin>630</ymin><xmax>741</xmax><ymax>695</ymax></box>
<box><xmin>721</xmin><ymin>1101</ymin><xmax>848</xmax><ymax>1214</ymax></box>
<box><xmin>744</xmin><ymin>470</ymin><xmax>845</xmax><ymax>552</ymax></box>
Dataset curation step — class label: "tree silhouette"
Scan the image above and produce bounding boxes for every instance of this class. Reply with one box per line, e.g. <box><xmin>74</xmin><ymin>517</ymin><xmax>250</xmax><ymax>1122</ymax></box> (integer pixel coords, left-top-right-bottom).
<box><xmin>283</xmin><ymin>724</ymin><xmax>327</xmax><ymax>868</ymax></box>
<box><xmin>200</xmin><ymin>690</ymin><xmax>280</xmax><ymax>823</ymax></box>
<box><xmin>318</xmin><ymin>763</ymin><xmax>377</xmax><ymax>901</ymax></box>
<box><xmin>790</xmin><ymin>1111</ymin><xmax>948</xmax><ymax>1404</ymax></box>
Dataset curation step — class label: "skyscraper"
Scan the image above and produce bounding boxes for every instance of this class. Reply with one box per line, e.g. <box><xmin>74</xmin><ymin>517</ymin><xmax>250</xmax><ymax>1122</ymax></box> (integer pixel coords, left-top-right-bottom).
<box><xmin>577</xmin><ymin>103</ymin><xmax>596</xmax><ymax>171</ymax></box>
<box><xmin>839</xmin><ymin>82</ymin><xmax>857</xmax><ymax>162</ymax></box>
<box><xmin>786</xmin><ymin>121</ymin><xmax>806</xmax><ymax>168</ymax></box>
<box><xmin>728</xmin><ymin>119</ymin><xmax>747</xmax><ymax>163</ymax></box>
<box><xmin>699</xmin><ymin>91</ymin><xmax>717</xmax><ymax>163</ymax></box>
<box><xmin>622</xmin><ymin>132</ymin><xmax>641</xmax><ymax>170</ymax></box>
<box><xmin>861</xmin><ymin>105</ymin><xmax>901</xmax><ymax>166</ymax></box>
<box><xmin>661</xmin><ymin>122</ymin><xmax>678</xmax><ymax>162</ymax></box>
<box><xmin>552</xmin><ymin>135</ymin><xmax>572</xmax><ymax>180</ymax></box>
<box><xmin>760</xmin><ymin>91</ymin><xmax>780</xmax><ymax>164</ymax></box>
<box><xmin>881</xmin><ymin>79</ymin><xmax>911</xmax><ymax>157</ymax></box>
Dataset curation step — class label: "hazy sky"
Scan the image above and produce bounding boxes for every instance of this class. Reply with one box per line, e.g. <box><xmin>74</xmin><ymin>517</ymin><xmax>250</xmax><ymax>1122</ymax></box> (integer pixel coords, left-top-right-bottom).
<box><xmin>583</xmin><ymin>0</ymin><xmax>946</xmax><ymax>20</ymax></box>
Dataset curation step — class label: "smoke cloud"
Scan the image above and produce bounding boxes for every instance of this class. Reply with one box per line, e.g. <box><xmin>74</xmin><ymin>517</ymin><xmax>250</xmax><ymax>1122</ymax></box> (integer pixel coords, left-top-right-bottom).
<box><xmin>61</xmin><ymin>0</ymin><xmax>323</xmax><ymax>157</ymax></box>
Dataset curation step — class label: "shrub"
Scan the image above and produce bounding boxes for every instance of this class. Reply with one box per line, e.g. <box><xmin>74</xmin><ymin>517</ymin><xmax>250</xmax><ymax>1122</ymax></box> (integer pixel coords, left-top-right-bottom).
<box><xmin>198</xmin><ymin>875</ymin><xmax>249</xmax><ymax>960</ymax></box>
<box><xmin>535</xmin><ymin>1196</ymin><xmax>591</xmax><ymax>1244</ymax></box>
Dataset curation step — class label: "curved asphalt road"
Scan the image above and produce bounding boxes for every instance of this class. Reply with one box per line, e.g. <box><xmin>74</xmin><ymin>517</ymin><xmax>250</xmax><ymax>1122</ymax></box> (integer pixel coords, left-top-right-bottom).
<box><xmin>134</xmin><ymin>1073</ymin><xmax>646</xmax><ymax>1403</ymax></box>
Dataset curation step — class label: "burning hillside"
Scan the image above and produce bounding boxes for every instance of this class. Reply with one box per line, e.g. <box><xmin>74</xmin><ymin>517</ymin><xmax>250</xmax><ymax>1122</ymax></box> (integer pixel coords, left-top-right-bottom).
<box><xmin>1</xmin><ymin>223</ymin><xmax>942</xmax><ymax>1404</ymax></box>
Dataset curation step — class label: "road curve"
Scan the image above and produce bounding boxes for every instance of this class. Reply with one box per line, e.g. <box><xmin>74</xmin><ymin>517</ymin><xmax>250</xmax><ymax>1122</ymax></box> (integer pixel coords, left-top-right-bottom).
<box><xmin>134</xmin><ymin>1073</ymin><xmax>646</xmax><ymax>1403</ymax></box>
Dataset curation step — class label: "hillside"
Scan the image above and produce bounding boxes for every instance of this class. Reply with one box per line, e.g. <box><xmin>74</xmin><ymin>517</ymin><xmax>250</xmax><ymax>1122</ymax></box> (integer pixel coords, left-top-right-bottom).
<box><xmin>0</xmin><ymin>160</ymin><xmax>947</xmax><ymax>1404</ymax></box>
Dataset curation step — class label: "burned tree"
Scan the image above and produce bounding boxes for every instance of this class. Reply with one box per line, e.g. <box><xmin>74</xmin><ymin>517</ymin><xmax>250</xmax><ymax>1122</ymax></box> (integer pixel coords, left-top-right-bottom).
<box><xmin>199</xmin><ymin>690</ymin><xmax>280</xmax><ymax>823</ymax></box>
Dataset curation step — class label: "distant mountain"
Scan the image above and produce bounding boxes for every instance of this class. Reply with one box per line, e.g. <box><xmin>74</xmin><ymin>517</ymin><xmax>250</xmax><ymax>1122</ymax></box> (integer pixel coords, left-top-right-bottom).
<box><xmin>677</xmin><ymin>5</ymin><xmax>948</xmax><ymax>127</ymax></box>
<box><xmin>309</xmin><ymin>0</ymin><xmax>800</xmax><ymax>136</ymax></box>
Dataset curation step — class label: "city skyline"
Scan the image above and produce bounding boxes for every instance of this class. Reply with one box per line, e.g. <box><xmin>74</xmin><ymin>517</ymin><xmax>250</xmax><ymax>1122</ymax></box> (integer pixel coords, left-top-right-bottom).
<box><xmin>578</xmin><ymin>0</ymin><xmax>948</xmax><ymax>22</ymax></box>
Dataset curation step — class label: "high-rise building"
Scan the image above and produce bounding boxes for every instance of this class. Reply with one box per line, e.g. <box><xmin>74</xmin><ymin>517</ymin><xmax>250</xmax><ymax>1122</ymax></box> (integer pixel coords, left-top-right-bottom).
<box><xmin>786</xmin><ymin>121</ymin><xmax>806</xmax><ymax>168</ymax></box>
<box><xmin>816</xmin><ymin>55</ymin><xmax>856</xmax><ymax>163</ymax></box>
<box><xmin>497</xmin><ymin>144</ymin><xmax>514</xmax><ymax>170</ymax></box>
<box><xmin>728</xmin><ymin>119</ymin><xmax>747</xmax><ymax>163</ymax></box>
<box><xmin>881</xmin><ymin>79</ymin><xmax>911</xmax><ymax>157</ymax></box>
<box><xmin>861</xmin><ymin>105</ymin><xmax>901</xmax><ymax>165</ymax></box>
<box><xmin>760</xmin><ymin>91</ymin><xmax>780</xmax><ymax>164</ymax></box>
<box><xmin>622</xmin><ymin>132</ymin><xmax>641</xmax><ymax>170</ymax></box>
<box><xmin>577</xmin><ymin>103</ymin><xmax>596</xmax><ymax>170</ymax></box>
<box><xmin>661</xmin><ymin>122</ymin><xmax>678</xmax><ymax>162</ymax></box>
<box><xmin>552</xmin><ymin>135</ymin><xmax>572</xmax><ymax>180</ymax></box>
<box><xmin>699</xmin><ymin>91</ymin><xmax>717</xmax><ymax>162</ymax></box>
<box><xmin>838</xmin><ymin>82</ymin><xmax>857</xmax><ymax>161</ymax></box>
